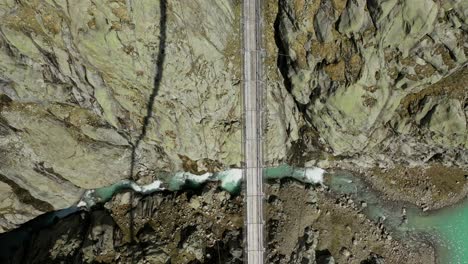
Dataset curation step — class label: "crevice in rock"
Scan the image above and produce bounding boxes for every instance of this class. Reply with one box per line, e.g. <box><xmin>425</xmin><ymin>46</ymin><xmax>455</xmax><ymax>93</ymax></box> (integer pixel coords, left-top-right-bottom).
<box><xmin>273</xmin><ymin>0</ymin><xmax>314</xmax><ymax>125</ymax></box>
<box><xmin>419</xmin><ymin>104</ymin><xmax>437</xmax><ymax>127</ymax></box>
<box><xmin>177</xmin><ymin>225</ymin><xmax>197</xmax><ymax>249</ymax></box>
<box><xmin>273</xmin><ymin>0</ymin><xmax>326</xmax><ymax>164</ymax></box>
<box><xmin>273</xmin><ymin>0</ymin><xmax>292</xmax><ymax>96</ymax></box>
<box><xmin>0</xmin><ymin>173</ymin><xmax>54</xmax><ymax>212</ymax></box>
<box><xmin>33</xmin><ymin>162</ymin><xmax>80</xmax><ymax>189</ymax></box>
<box><xmin>205</xmin><ymin>230</ymin><xmax>243</xmax><ymax>264</ymax></box>
<box><xmin>316</xmin><ymin>249</ymin><xmax>333</xmax><ymax>264</ymax></box>
<box><xmin>0</xmin><ymin>113</ymin><xmax>21</xmax><ymax>135</ymax></box>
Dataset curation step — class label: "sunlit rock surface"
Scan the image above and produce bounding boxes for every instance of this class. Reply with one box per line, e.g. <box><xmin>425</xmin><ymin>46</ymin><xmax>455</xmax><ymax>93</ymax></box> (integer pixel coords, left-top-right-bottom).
<box><xmin>266</xmin><ymin>0</ymin><xmax>467</xmax><ymax>169</ymax></box>
<box><xmin>0</xmin><ymin>0</ymin><xmax>467</xmax><ymax>253</ymax></box>
<box><xmin>0</xmin><ymin>0</ymin><xmax>241</xmax><ymax>231</ymax></box>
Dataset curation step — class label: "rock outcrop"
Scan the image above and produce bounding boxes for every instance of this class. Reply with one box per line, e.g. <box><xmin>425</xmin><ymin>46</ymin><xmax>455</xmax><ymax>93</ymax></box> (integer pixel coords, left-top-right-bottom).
<box><xmin>0</xmin><ymin>3</ymin><xmax>467</xmax><ymax>264</ymax></box>
<box><xmin>0</xmin><ymin>0</ymin><xmax>241</xmax><ymax>230</ymax></box>
<box><xmin>0</xmin><ymin>185</ymin><xmax>244</xmax><ymax>264</ymax></box>
<box><xmin>265</xmin><ymin>180</ymin><xmax>435</xmax><ymax>264</ymax></box>
<box><xmin>268</xmin><ymin>0</ymin><xmax>467</xmax><ymax>169</ymax></box>
<box><xmin>1</xmin><ymin>180</ymin><xmax>435</xmax><ymax>264</ymax></box>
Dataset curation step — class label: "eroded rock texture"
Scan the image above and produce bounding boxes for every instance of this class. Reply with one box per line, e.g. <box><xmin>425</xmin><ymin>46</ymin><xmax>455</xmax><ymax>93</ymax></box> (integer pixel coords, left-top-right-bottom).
<box><xmin>266</xmin><ymin>0</ymin><xmax>467</xmax><ymax>169</ymax></box>
<box><xmin>0</xmin><ymin>1</ymin><xmax>467</xmax><ymax>259</ymax></box>
<box><xmin>0</xmin><ymin>0</ymin><xmax>241</xmax><ymax>230</ymax></box>
<box><xmin>265</xmin><ymin>181</ymin><xmax>435</xmax><ymax>264</ymax></box>
<box><xmin>1</xmin><ymin>181</ymin><xmax>436</xmax><ymax>264</ymax></box>
<box><xmin>0</xmin><ymin>185</ymin><xmax>244</xmax><ymax>264</ymax></box>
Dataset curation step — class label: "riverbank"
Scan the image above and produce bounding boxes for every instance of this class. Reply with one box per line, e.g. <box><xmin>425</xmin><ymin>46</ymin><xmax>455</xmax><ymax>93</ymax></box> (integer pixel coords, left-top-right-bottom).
<box><xmin>266</xmin><ymin>179</ymin><xmax>435</xmax><ymax>264</ymax></box>
<box><xmin>0</xmin><ymin>176</ymin><xmax>436</xmax><ymax>264</ymax></box>
<box><xmin>324</xmin><ymin>161</ymin><xmax>468</xmax><ymax>211</ymax></box>
<box><xmin>367</xmin><ymin>164</ymin><xmax>468</xmax><ymax>210</ymax></box>
<box><xmin>325</xmin><ymin>169</ymin><xmax>468</xmax><ymax>264</ymax></box>
<box><xmin>406</xmin><ymin>197</ymin><xmax>468</xmax><ymax>264</ymax></box>
<box><xmin>0</xmin><ymin>183</ymin><xmax>245</xmax><ymax>264</ymax></box>
<box><xmin>2</xmin><ymin>165</ymin><xmax>466</xmax><ymax>264</ymax></box>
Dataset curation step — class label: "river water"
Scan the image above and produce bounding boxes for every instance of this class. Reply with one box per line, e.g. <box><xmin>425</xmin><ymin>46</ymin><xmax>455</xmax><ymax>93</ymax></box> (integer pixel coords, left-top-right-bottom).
<box><xmin>1</xmin><ymin>166</ymin><xmax>465</xmax><ymax>263</ymax></box>
<box><xmin>406</xmin><ymin>200</ymin><xmax>468</xmax><ymax>264</ymax></box>
<box><xmin>77</xmin><ymin>165</ymin><xmax>325</xmax><ymax>208</ymax></box>
<box><xmin>328</xmin><ymin>171</ymin><xmax>468</xmax><ymax>264</ymax></box>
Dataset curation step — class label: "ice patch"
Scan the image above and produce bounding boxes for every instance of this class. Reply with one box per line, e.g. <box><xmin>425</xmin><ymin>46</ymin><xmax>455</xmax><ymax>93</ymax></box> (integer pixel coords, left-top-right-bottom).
<box><xmin>217</xmin><ymin>169</ymin><xmax>243</xmax><ymax>191</ymax></box>
<box><xmin>174</xmin><ymin>172</ymin><xmax>213</xmax><ymax>183</ymax></box>
<box><xmin>188</xmin><ymin>172</ymin><xmax>213</xmax><ymax>183</ymax></box>
<box><xmin>129</xmin><ymin>182</ymin><xmax>142</xmax><ymax>192</ymax></box>
<box><xmin>77</xmin><ymin>180</ymin><xmax>165</xmax><ymax>209</ymax></box>
<box><xmin>140</xmin><ymin>180</ymin><xmax>164</xmax><ymax>194</ymax></box>
<box><xmin>169</xmin><ymin>172</ymin><xmax>214</xmax><ymax>190</ymax></box>
<box><xmin>77</xmin><ymin>189</ymin><xmax>96</xmax><ymax>208</ymax></box>
<box><xmin>265</xmin><ymin>164</ymin><xmax>326</xmax><ymax>184</ymax></box>
<box><xmin>304</xmin><ymin>167</ymin><xmax>325</xmax><ymax>184</ymax></box>
<box><xmin>76</xmin><ymin>165</ymin><xmax>326</xmax><ymax>209</ymax></box>
<box><xmin>289</xmin><ymin>167</ymin><xmax>325</xmax><ymax>184</ymax></box>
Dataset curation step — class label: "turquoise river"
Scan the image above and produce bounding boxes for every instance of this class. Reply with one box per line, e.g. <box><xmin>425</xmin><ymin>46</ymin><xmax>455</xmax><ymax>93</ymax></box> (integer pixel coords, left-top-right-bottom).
<box><xmin>0</xmin><ymin>165</ymin><xmax>466</xmax><ymax>263</ymax></box>
<box><xmin>329</xmin><ymin>171</ymin><xmax>468</xmax><ymax>264</ymax></box>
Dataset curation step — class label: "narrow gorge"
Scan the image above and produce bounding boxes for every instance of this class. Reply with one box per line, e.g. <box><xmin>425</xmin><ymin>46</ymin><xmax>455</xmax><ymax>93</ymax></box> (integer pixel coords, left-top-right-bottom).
<box><xmin>0</xmin><ymin>0</ymin><xmax>466</xmax><ymax>263</ymax></box>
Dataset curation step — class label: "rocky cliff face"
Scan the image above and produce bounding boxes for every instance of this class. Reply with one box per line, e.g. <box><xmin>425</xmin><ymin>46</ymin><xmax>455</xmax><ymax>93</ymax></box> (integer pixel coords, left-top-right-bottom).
<box><xmin>0</xmin><ymin>0</ymin><xmax>241</xmax><ymax>231</ymax></box>
<box><xmin>263</xmin><ymin>0</ymin><xmax>467</xmax><ymax>209</ymax></box>
<box><xmin>268</xmin><ymin>0</ymin><xmax>467</xmax><ymax>169</ymax></box>
<box><xmin>0</xmin><ymin>0</ymin><xmax>467</xmax><ymax>262</ymax></box>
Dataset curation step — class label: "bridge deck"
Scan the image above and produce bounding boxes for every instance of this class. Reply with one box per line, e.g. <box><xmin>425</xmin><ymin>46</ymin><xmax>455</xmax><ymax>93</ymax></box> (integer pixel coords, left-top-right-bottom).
<box><xmin>242</xmin><ymin>0</ymin><xmax>264</xmax><ymax>263</ymax></box>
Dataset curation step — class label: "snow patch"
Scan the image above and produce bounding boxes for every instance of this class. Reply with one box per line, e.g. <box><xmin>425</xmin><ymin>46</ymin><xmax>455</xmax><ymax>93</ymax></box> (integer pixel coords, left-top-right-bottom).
<box><xmin>304</xmin><ymin>167</ymin><xmax>325</xmax><ymax>184</ymax></box>
<box><xmin>218</xmin><ymin>169</ymin><xmax>243</xmax><ymax>190</ymax></box>
<box><xmin>174</xmin><ymin>172</ymin><xmax>213</xmax><ymax>183</ymax></box>
<box><xmin>140</xmin><ymin>180</ymin><xmax>164</xmax><ymax>194</ymax></box>
<box><xmin>128</xmin><ymin>180</ymin><xmax>164</xmax><ymax>194</ymax></box>
<box><xmin>76</xmin><ymin>165</ymin><xmax>325</xmax><ymax>209</ymax></box>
